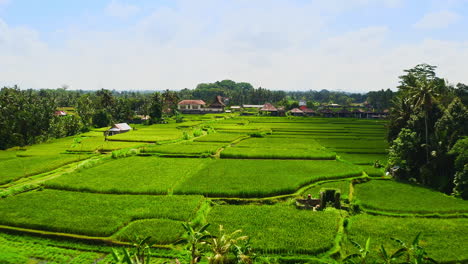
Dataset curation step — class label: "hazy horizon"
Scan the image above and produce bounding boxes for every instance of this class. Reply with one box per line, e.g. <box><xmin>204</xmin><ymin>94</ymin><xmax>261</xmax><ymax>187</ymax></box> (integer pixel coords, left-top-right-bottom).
<box><xmin>1</xmin><ymin>0</ymin><xmax>467</xmax><ymax>92</ymax></box>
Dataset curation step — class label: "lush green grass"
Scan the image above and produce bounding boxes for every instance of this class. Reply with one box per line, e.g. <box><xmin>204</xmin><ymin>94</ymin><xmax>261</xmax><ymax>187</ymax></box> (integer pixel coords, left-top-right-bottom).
<box><xmin>316</xmin><ymin>138</ymin><xmax>388</xmax><ymax>150</ymax></box>
<box><xmin>0</xmin><ymin>154</ymin><xmax>90</xmax><ymax>185</ymax></box>
<box><xmin>359</xmin><ymin>165</ymin><xmax>385</xmax><ymax>177</ymax></box>
<box><xmin>344</xmin><ymin>215</ymin><xmax>468</xmax><ymax>263</ymax></box>
<box><xmin>108</xmin><ymin>126</ymin><xmax>183</xmax><ymax>143</ymax></box>
<box><xmin>193</xmin><ymin>133</ymin><xmax>247</xmax><ymax>143</ymax></box>
<box><xmin>354</xmin><ymin>180</ymin><xmax>468</xmax><ymax>214</ymax></box>
<box><xmin>338</xmin><ymin>153</ymin><xmax>388</xmax><ymax>165</ymax></box>
<box><xmin>0</xmin><ymin>189</ymin><xmax>204</xmax><ymax>236</ymax></box>
<box><xmin>302</xmin><ymin>180</ymin><xmax>351</xmax><ymax>199</ymax></box>
<box><xmin>220</xmin><ymin>147</ymin><xmax>336</xmax><ymax>160</ymax></box>
<box><xmin>235</xmin><ymin>137</ymin><xmax>323</xmax><ymax>149</ymax></box>
<box><xmin>113</xmin><ymin>219</ymin><xmax>185</xmax><ymax>244</ymax></box>
<box><xmin>45</xmin><ymin>156</ymin><xmax>208</xmax><ymax>194</ymax></box>
<box><xmin>141</xmin><ymin>142</ymin><xmax>224</xmax><ymax>156</ymax></box>
<box><xmin>0</xmin><ymin>232</ymin><xmax>110</xmax><ymax>264</ymax></box>
<box><xmin>174</xmin><ymin>159</ymin><xmax>362</xmax><ymax>197</ymax></box>
<box><xmin>207</xmin><ymin>205</ymin><xmax>342</xmax><ymax>254</ymax></box>
<box><xmin>69</xmin><ymin>136</ymin><xmax>144</xmax><ymax>152</ymax></box>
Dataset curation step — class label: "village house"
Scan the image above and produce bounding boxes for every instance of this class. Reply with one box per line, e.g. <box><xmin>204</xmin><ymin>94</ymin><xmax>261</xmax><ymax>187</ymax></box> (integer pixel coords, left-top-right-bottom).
<box><xmin>299</xmin><ymin>106</ymin><xmax>316</xmax><ymax>116</ymax></box>
<box><xmin>290</xmin><ymin>108</ymin><xmax>304</xmax><ymax>116</ymax></box>
<box><xmin>177</xmin><ymin>100</ymin><xmax>206</xmax><ymax>112</ymax></box>
<box><xmin>105</xmin><ymin>123</ymin><xmax>132</xmax><ymax>136</ymax></box>
<box><xmin>260</xmin><ymin>103</ymin><xmax>279</xmax><ymax>116</ymax></box>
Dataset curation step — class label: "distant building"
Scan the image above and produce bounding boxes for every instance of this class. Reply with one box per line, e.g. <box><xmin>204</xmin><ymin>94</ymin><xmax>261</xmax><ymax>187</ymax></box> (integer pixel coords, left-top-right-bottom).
<box><xmin>290</xmin><ymin>108</ymin><xmax>304</xmax><ymax>116</ymax></box>
<box><xmin>242</xmin><ymin>104</ymin><xmax>264</xmax><ymax>108</ymax></box>
<box><xmin>299</xmin><ymin>106</ymin><xmax>316</xmax><ymax>116</ymax></box>
<box><xmin>177</xmin><ymin>100</ymin><xmax>206</xmax><ymax>111</ymax></box>
<box><xmin>209</xmin><ymin>96</ymin><xmax>226</xmax><ymax>110</ymax></box>
<box><xmin>299</xmin><ymin>100</ymin><xmax>307</xmax><ymax>106</ymax></box>
<box><xmin>106</xmin><ymin>123</ymin><xmax>132</xmax><ymax>136</ymax></box>
<box><xmin>260</xmin><ymin>103</ymin><xmax>279</xmax><ymax>116</ymax></box>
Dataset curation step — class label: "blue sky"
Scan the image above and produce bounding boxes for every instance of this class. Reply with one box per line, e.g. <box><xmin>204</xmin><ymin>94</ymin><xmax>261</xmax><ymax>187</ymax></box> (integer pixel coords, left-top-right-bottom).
<box><xmin>1</xmin><ymin>0</ymin><xmax>468</xmax><ymax>92</ymax></box>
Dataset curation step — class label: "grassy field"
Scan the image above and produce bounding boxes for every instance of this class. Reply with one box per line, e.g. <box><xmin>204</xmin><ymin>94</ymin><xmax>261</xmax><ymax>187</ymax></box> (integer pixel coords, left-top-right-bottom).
<box><xmin>141</xmin><ymin>142</ymin><xmax>224</xmax><ymax>156</ymax></box>
<box><xmin>207</xmin><ymin>205</ymin><xmax>342</xmax><ymax>254</ymax></box>
<box><xmin>193</xmin><ymin>133</ymin><xmax>247</xmax><ymax>143</ymax></box>
<box><xmin>344</xmin><ymin>214</ymin><xmax>468</xmax><ymax>263</ymax></box>
<box><xmin>113</xmin><ymin>219</ymin><xmax>185</xmax><ymax>244</ymax></box>
<box><xmin>353</xmin><ymin>180</ymin><xmax>468</xmax><ymax>214</ymax></box>
<box><xmin>0</xmin><ymin>154</ymin><xmax>91</xmax><ymax>185</ymax></box>
<box><xmin>45</xmin><ymin>156</ymin><xmax>208</xmax><ymax>194</ymax></box>
<box><xmin>108</xmin><ymin>126</ymin><xmax>184</xmax><ymax>143</ymax></box>
<box><xmin>174</xmin><ymin>159</ymin><xmax>362</xmax><ymax>197</ymax></box>
<box><xmin>220</xmin><ymin>147</ymin><xmax>336</xmax><ymax>160</ymax></box>
<box><xmin>337</xmin><ymin>153</ymin><xmax>388</xmax><ymax>165</ymax></box>
<box><xmin>0</xmin><ymin>189</ymin><xmax>204</xmax><ymax>236</ymax></box>
<box><xmin>0</xmin><ymin>232</ymin><xmax>111</xmax><ymax>264</ymax></box>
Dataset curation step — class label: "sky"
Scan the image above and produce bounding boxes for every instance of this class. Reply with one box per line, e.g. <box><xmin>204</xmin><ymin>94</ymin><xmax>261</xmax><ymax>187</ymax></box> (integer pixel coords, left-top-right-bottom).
<box><xmin>1</xmin><ymin>0</ymin><xmax>468</xmax><ymax>92</ymax></box>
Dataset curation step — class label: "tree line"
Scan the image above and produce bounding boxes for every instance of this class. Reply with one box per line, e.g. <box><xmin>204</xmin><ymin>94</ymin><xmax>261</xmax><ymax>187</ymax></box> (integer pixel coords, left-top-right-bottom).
<box><xmin>387</xmin><ymin>64</ymin><xmax>468</xmax><ymax>199</ymax></box>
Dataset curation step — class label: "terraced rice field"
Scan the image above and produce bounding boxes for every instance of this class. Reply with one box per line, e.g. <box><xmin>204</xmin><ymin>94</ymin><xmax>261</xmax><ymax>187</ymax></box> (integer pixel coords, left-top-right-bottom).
<box><xmin>1</xmin><ymin>115</ymin><xmax>467</xmax><ymax>263</ymax></box>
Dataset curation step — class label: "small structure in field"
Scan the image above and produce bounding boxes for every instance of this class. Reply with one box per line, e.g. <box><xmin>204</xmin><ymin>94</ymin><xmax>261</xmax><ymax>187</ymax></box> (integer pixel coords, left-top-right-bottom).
<box><xmin>296</xmin><ymin>189</ymin><xmax>341</xmax><ymax>210</ymax></box>
<box><xmin>54</xmin><ymin>110</ymin><xmax>67</xmax><ymax>116</ymax></box>
<box><xmin>290</xmin><ymin>108</ymin><xmax>304</xmax><ymax>116</ymax></box>
<box><xmin>106</xmin><ymin>123</ymin><xmax>132</xmax><ymax>136</ymax></box>
<box><xmin>299</xmin><ymin>106</ymin><xmax>316</xmax><ymax>116</ymax></box>
<box><xmin>260</xmin><ymin>103</ymin><xmax>279</xmax><ymax>116</ymax></box>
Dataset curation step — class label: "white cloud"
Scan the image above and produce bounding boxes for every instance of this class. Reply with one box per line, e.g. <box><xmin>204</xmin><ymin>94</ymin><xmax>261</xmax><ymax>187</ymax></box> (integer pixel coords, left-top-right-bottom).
<box><xmin>105</xmin><ymin>0</ymin><xmax>140</xmax><ymax>19</ymax></box>
<box><xmin>413</xmin><ymin>10</ymin><xmax>461</xmax><ymax>30</ymax></box>
<box><xmin>1</xmin><ymin>1</ymin><xmax>468</xmax><ymax>92</ymax></box>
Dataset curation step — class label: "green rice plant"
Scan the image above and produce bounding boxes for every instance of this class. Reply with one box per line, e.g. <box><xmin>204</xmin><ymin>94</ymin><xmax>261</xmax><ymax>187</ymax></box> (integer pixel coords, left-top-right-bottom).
<box><xmin>108</xmin><ymin>126</ymin><xmax>183</xmax><ymax>143</ymax></box>
<box><xmin>207</xmin><ymin>205</ymin><xmax>341</xmax><ymax>254</ymax></box>
<box><xmin>174</xmin><ymin>159</ymin><xmax>362</xmax><ymax>197</ymax></box>
<box><xmin>193</xmin><ymin>133</ymin><xmax>247</xmax><ymax>143</ymax></box>
<box><xmin>235</xmin><ymin>137</ymin><xmax>323</xmax><ymax>149</ymax></box>
<box><xmin>113</xmin><ymin>219</ymin><xmax>185</xmax><ymax>244</ymax></box>
<box><xmin>359</xmin><ymin>165</ymin><xmax>385</xmax><ymax>177</ymax></box>
<box><xmin>344</xmin><ymin>215</ymin><xmax>468</xmax><ymax>263</ymax></box>
<box><xmin>316</xmin><ymin>138</ymin><xmax>388</xmax><ymax>150</ymax></box>
<box><xmin>338</xmin><ymin>153</ymin><xmax>388</xmax><ymax>165</ymax></box>
<box><xmin>0</xmin><ymin>232</ymin><xmax>109</xmax><ymax>264</ymax></box>
<box><xmin>220</xmin><ymin>147</ymin><xmax>336</xmax><ymax>160</ymax></box>
<box><xmin>0</xmin><ymin>189</ymin><xmax>205</xmax><ymax>236</ymax></box>
<box><xmin>45</xmin><ymin>156</ymin><xmax>208</xmax><ymax>195</ymax></box>
<box><xmin>141</xmin><ymin>142</ymin><xmax>223</xmax><ymax>156</ymax></box>
<box><xmin>353</xmin><ymin>180</ymin><xmax>468</xmax><ymax>214</ymax></box>
<box><xmin>0</xmin><ymin>154</ymin><xmax>91</xmax><ymax>185</ymax></box>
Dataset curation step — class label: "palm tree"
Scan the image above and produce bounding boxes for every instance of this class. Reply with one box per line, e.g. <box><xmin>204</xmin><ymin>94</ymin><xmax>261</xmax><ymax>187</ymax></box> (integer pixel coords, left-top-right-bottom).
<box><xmin>404</xmin><ymin>77</ymin><xmax>439</xmax><ymax>164</ymax></box>
<box><xmin>176</xmin><ymin>222</ymin><xmax>213</xmax><ymax>264</ymax></box>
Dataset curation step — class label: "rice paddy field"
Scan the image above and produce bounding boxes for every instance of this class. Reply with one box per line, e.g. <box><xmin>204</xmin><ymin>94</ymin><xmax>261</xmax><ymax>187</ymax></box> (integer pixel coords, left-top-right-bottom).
<box><xmin>0</xmin><ymin>115</ymin><xmax>467</xmax><ymax>263</ymax></box>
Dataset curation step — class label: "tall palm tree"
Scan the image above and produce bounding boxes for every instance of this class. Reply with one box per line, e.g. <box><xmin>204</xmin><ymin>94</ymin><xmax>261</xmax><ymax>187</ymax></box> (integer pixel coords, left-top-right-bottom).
<box><xmin>405</xmin><ymin>77</ymin><xmax>439</xmax><ymax>164</ymax></box>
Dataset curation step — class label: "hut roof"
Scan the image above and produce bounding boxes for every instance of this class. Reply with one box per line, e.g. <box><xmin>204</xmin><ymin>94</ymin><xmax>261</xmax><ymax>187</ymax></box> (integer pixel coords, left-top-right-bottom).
<box><xmin>210</xmin><ymin>96</ymin><xmax>225</xmax><ymax>107</ymax></box>
<box><xmin>113</xmin><ymin>123</ymin><xmax>132</xmax><ymax>131</ymax></box>
<box><xmin>243</xmin><ymin>104</ymin><xmax>264</xmax><ymax>108</ymax></box>
<box><xmin>290</xmin><ymin>108</ymin><xmax>304</xmax><ymax>113</ymax></box>
<box><xmin>178</xmin><ymin>100</ymin><xmax>206</xmax><ymax>105</ymax></box>
<box><xmin>260</xmin><ymin>103</ymin><xmax>278</xmax><ymax>112</ymax></box>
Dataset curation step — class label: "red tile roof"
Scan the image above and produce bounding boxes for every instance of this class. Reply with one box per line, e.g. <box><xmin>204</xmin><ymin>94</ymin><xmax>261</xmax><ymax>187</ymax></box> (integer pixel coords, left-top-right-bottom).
<box><xmin>178</xmin><ymin>100</ymin><xmax>206</xmax><ymax>105</ymax></box>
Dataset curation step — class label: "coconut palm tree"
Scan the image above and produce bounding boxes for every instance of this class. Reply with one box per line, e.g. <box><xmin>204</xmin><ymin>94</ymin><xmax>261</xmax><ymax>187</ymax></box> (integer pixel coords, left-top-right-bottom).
<box><xmin>404</xmin><ymin>77</ymin><xmax>439</xmax><ymax>164</ymax></box>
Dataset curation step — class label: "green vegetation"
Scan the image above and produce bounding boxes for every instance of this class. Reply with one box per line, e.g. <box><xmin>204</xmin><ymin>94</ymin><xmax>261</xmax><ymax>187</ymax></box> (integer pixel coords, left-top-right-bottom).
<box><xmin>0</xmin><ymin>154</ymin><xmax>90</xmax><ymax>185</ymax></box>
<box><xmin>354</xmin><ymin>180</ymin><xmax>468</xmax><ymax>214</ymax></box>
<box><xmin>0</xmin><ymin>189</ymin><xmax>204</xmax><ymax>236</ymax></box>
<box><xmin>302</xmin><ymin>180</ymin><xmax>351</xmax><ymax>199</ymax></box>
<box><xmin>220</xmin><ymin>147</ymin><xmax>335</xmax><ymax>160</ymax></box>
<box><xmin>46</xmin><ymin>156</ymin><xmax>208</xmax><ymax>194</ymax></box>
<box><xmin>141</xmin><ymin>142</ymin><xmax>223</xmax><ymax>156</ymax></box>
<box><xmin>0</xmin><ymin>232</ymin><xmax>111</xmax><ymax>264</ymax></box>
<box><xmin>337</xmin><ymin>153</ymin><xmax>387</xmax><ymax>165</ymax></box>
<box><xmin>108</xmin><ymin>126</ymin><xmax>183</xmax><ymax>143</ymax></box>
<box><xmin>113</xmin><ymin>219</ymin><xmax>185</xmax><ymax>244</ymax></box>
<box><xmin>193</xmin><ymin>133</ymin><xmax>247</xmax><ymax>143</ymax></box>
<box><xmin>174</xmin><ymin>159</ymin><xmax>362</xmax><ymax>197</ymax></box>
<box><xmin>344</xmin><ymin>214</ymin><xmax>468</xmax><ymax>262</ymax></box>
<box><xmin>207</xmin><ymin>205</ymin><xmax>341</xmax><ymax>254</ymax></box>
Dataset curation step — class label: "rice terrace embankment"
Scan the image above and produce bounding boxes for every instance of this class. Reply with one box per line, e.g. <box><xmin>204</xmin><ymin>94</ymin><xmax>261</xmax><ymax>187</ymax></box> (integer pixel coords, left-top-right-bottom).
<box><xmin>0</xmin><ymin>115</ymin><xmax>467</xmax><ymax>263</ymax></box>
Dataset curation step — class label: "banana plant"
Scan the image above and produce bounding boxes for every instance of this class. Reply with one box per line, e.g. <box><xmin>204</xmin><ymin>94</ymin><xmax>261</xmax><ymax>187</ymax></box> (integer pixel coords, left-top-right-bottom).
<box><xmin>206</xmin><ymin>225</ymin><xmax>248</xmax><ymax>264</ymax></box>
<box><xmin>391</xmin><ymin>233</ymin><xmax>437</xmax><ymax>264</ymax></box>
<box><xmin>342</xmin><ymin>237</ymin><xmax>371</xmax><ymax>264</ymax></box>
<box><xmin>175</xmin><ymin>222</ymin><xmax>213</xmax><ymax>264</ymax></box>
<box><xmin>379</xmin><ymin>244</ymin><xmax>407</xmax><ymax>264</ymax></box>
<box><xmin>111</xmin><ymin>236</ymin><xmax>152</xmax><ymax>264</ymax></box>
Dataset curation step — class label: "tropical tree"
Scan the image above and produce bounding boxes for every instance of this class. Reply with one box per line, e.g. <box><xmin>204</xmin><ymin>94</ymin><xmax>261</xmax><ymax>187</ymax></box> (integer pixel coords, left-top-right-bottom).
<box><xmin>176</xmin><ymin>222</ymin><xmax>213</xmax><ymax>264</ymax></box>
<box><xmin>342</xmin><ymin>237</ymin><xmax>371</xmax><ymax>264</ymax></box>
<box><xmin>206</xmin><ymin>225</ymin><xmax>248</xmax><ymax>264</ymax></box>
